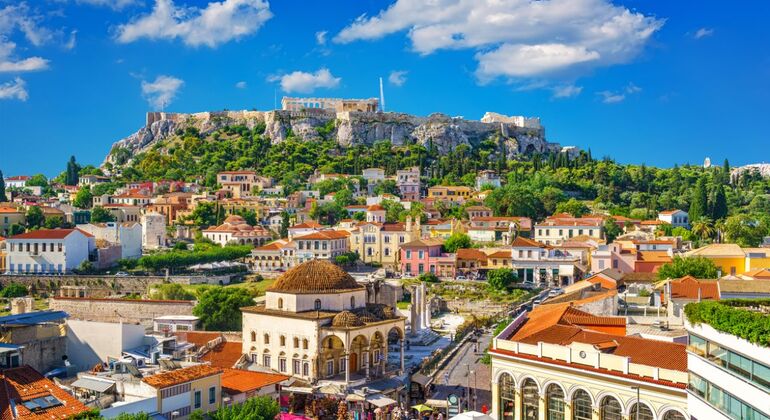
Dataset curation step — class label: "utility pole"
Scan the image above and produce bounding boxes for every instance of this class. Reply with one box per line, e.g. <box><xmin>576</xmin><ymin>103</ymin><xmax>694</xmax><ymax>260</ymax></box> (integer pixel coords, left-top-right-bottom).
<box><xmin>631</xmin><ymin>386</ymin><xmax>640</xmax><ymax>420</ymax></box>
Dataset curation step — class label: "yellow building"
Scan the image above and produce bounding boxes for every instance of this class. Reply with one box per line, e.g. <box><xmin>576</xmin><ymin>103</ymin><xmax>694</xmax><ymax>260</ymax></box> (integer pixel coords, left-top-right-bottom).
<box><xmin>490</xmin><ymin>304</ymin><xmax>688</xmax><ymax>420</ymax></box>
<box><xmin>142</xmin><ymin>365</ymin><xmax>223</xmax><ymax>419</ymax></box>
<box><xmin>427</xmin><ymin>186</ymin><xmax>473</xmax><ymax>203</ymax></box>
<box><xmin>685</xmin><ymin>243</ymin><xmax>770</xmax><ymax>276</ymax></box>
<box><xmin>347</xmin><ymin>217</ymin><xmax>421</xmax><ymax>268</ymax></box>
<box><xmin>423</xmin><ymin>218</ymin><xmax>465</xmax><ymax>239</ymax></box>
<box><xmin>0</xmin><ymin>206</ymin><xmax>24</xmax><ymax>237</ymax></box>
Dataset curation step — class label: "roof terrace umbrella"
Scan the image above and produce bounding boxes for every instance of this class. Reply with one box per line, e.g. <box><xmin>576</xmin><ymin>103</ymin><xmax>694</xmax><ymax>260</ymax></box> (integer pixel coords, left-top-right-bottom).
<box><xmin>412</xmin><ymin>404</ymin><xmax>433</xmax><ymax>413</ymax></box>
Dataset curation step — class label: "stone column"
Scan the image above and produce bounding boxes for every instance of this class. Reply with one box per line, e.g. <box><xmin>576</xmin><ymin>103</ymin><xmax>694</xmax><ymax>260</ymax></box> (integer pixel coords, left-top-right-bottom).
<box><xmin>591</xmin><ymin>404</ymin><xmax>600</xmax><ymax>420</ymax></box>
<box><xmin>400</xmin><ymin>339</ymin><xmax>405</xmax><ymax>374</ymax></box>
<box><xmin>410</xmin><ymin>288</ymin><xmax>419</xmax><ymax>336</ymax></box>
<box><xmin>344</xmin><ymin>353</ymin><xmax>350</xmax><ymax>384</ymax></box>
<box><xmin>538</xmin><ymin>391</ymin><xmax>546</xmax><ymax>420</ymax></box>
<box><xmin>364</xmin><ymin>350</ymin><xmax>370</xmax><ymax>378</ymax></box>
<box><xmin>564</xmin><ymin>400</ymin><xmax>572</xmax><ymax>420</ymax></box>
<box><xmin>514</xmin><ymin>389</ymin><xmax>522</xmax><ymax>420</ymax></box>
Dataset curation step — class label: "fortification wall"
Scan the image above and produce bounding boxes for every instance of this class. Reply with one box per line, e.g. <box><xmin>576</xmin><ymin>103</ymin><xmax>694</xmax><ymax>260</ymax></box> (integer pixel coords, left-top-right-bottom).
<box><xmin>49</xmin><ymin>297</ymin><xmax>195</xmax><ymax>326</ymax></box>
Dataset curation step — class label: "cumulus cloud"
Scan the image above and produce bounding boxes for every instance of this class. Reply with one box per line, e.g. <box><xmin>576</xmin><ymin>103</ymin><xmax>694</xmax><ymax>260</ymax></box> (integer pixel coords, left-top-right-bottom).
<box><xmin>235</xmin><ymin>81</ymin><xmax>247</xmax><ymax>89</ymax></box>
<box><xmin>693</xmin><ymin>27</ymin><xmax>714</xmax><ymax>39</ymax></box>
<box><xmin>0</xmin><ymin>77</ymin><xmax>28</xmax><ymax>101</ymax></box>
<box><xmin>315</xmin><ymin>30</ymin><xmax>327</xmax><ymax>46</ymax></box>
<box><xmin>335</xmin><ymin>0</ymin><xmax>663</xmax><ymax>82</ymax></box>
<box><xmin>76</xmin><ymin>0</ymin><xmax>140</xmax><ymax>9</ymax></box>
<box><xmin>141</xmin><ymin>75</ymin><xmax>184</xmax><ymax>109</ymax></box>
<box><xmin>270</xmin><ymin>68</ymin><xmax>341</xmax><ymax>94</ymax></box>
<box><xmin>0</xmin><ymin>4</ymin><xmax>52</xmax><ymax>73</ymax></box>
<box><xmin>551</xmin><ymin>84</ymin><xmax>583</xmax><ymax>98</ymax></box>
<box><xmin>597</xmin><ymin>83</ymin><xmax>641</xmax><ymax>104</ymax></box>
<box><xmin>116</xmin><ymin>0</ymin><xmax>273</xmax><ymax>48</ymax></box>
<box><xmin>388</xmin><ymin>70</ymin><xmax>407</xmax><ymax>86</ymax></box>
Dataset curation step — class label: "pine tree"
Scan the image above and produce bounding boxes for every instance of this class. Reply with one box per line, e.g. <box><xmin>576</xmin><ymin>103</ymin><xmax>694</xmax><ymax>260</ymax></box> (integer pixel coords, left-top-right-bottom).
<box><xmin>689</xmin><ymin>178</ymin><xmax>708</xmax><ymax>222</ymax></box>
<box><xmin>710</xmin><ymin>184</ymin><xmax>728</xmax><ymax>220</ymax></box>
<box><xmin>0</xmin><ymin>170</ymin><xmax>6</xmax><ymax>202</ymax></box>
<box><xmin>65</xmin><ymin>156</ymin><xmax>80</xmax><ymax>186</ymax></box>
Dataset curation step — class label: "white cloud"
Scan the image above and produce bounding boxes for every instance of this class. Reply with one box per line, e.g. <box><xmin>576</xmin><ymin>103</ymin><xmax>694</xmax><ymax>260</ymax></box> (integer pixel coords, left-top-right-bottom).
<box><xmin>76</xmin><ymin>0</ymin><xmax>140</xmax><ymax>10</ymax></box>
<box><xmin>116</xmin><ymin>0</ymin><xmax>273</xmax><ymax>48</ymax></box>
<box><xmin>551</xmin><ymin>84</ymin><xmax>583</xmax><ymax>98</ymax></box>
<box><xmin>597</xmin><ymin>83</ymin><xmax>641</xmax><ymax>104</ymax></box>
<box><xmin>141</xmin><ymin>75</ymin><xmax>184</xmax><ymax>109</ymax></box>
<box><xmin>388</xmin><ymin>70</ymin><xmax>407</xmax><ymax>86</ymax></box>
<box><xmin>270</xmin><ymin>68</ymin><xmax>341</xmax><ymax>94</ymax></box>
<box><xmin>65</xmin><ymin>30</ymin><xmax>77</xmax><ymax>50</ymax></box>
<box><xmin>315</xmin><ymin>30</ymin><xmax>327</xmax><ymax>46</ymax></box>
<box><xmin>0</xmin><ymin>4</ymin><xmax>52</xmax><ymax>73</ymax></box>
<box><xmin>235</xmin><ymin>81</ymin><xmax>247</xmax><ymax>89</ymax></box>
<box><xmin>694</xmin><ymin>27</ymin><xmax>714</xmax><ymax>39</ymax></box>
<box><xmin>335</xmin><ymin>0</ymin><xmax>663</xmax><ymax>82</ymax></box>
<box><xmin>0</xmin><ymin>77</ymin><xmax>28</xmax><ymax>101</ymax></box>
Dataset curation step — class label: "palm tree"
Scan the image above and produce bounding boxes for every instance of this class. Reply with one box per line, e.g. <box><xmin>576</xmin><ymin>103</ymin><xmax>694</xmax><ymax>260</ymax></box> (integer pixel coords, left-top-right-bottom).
<box><xmin>691</xmin><ymin>218</ymin><xmax>715</xmax><ymax>241</ymax></box>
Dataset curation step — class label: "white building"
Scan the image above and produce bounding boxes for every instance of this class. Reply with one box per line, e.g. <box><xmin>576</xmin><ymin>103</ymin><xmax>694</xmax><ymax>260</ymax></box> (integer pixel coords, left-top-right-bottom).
<box><xmin>475</xmin><ymin>170</ymin><xmax>502</xmax><ymax>190</ymax></box>
<box><xmin>202</xmin><ymin>215</ymin><xmax>272</xmax><ymax>247</ymax></box>
<box><xmin>685</xmin><ymin>303</ymin><xmax>770</xmax><ymax>420</ymax></box>
<box><xmin>362</xmin><ymin>168</ymin><xmax>385</xmax><ymax>196</ymax></box>
<box><xmin>241</xmin><ymin>260</ymin><xmax>406</xmax><ymax>386</ymax></box>
<box><xmin>534</xmin><ymin>214</ymin><xmax>604</xmax><ymax>245</ymax></box>
<box><xmin>396</xmin><ymin>167</ymin><xmax>420</xmax><ymax>201</ymax></box>
<box><xmin>5</xmin><ymin>228</ymin><xmax>95</xmax><ymax>274</ymax></box>
<box><xmin>3</xmin><ymin>175</ymin><xmax>30</xmax><ymax>189</ymax></box>
<box><xmin>77</xmin><ymin>222</ymin><xmax>142</xmax><ymax>259</ymax></box>
<box><xmin>141</xmin><ymin>212</ymin><xmax>167</xmax><ymax>249</ymax></box>
<box><xmin>658</xmin><ymin>210</ymin><xmax>689</xmax><ymax>228</ymax></box>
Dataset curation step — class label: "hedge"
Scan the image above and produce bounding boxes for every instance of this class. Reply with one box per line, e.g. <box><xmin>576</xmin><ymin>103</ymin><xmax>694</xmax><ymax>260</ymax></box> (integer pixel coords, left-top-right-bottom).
<box><xmin>137</xmin><ymin>245</ymin><xmax>252</xmax><ymax>272</ymax></box>
<box><xmin>684</xmin><ymin>300</ymin><xmax>770</xmax><ymax>347</ymax></box>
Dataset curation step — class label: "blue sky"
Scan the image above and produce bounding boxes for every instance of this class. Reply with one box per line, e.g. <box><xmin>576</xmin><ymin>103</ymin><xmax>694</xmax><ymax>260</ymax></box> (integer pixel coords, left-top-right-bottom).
<box><xmin>1</xmin><ymin>0</ymin><xmax>768</xmax><ymax>177</ymax></box>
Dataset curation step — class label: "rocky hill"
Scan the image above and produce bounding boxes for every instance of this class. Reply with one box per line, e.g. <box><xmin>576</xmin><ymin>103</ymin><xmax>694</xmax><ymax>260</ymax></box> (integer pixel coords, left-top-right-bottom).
<box><xmin>103</xmin><ymin>108</ymin><xmax>575</xmax><ymax>167</ymax></box>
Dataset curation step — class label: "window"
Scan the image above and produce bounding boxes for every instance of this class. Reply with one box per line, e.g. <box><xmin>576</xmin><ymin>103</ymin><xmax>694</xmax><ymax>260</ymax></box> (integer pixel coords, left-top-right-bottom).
<box><xmin>280</xmin><ymin>336</ymin><xmax>286</xmax><ymax>346</ymax></box>
<box><xmin>208</xmin><ymin>386</ymin><xmax>216</xmax><ymax>404</ymax></box>
<box><xmin>303</xmin><ymin>339</ymin><xmax>309</xmax><ymax>350</ymax></box>
<box><xmin>264</xmin><ymin>334</ymin><xmax>270</xmax><ymax>344</ymax></box>
<box><xmin>572</xmin><ymin>389</ymin><xmax>592</xmax><ymax>420</ymax></box>
<box><xmin>521</xmin><ymin>379</ymin><xmax>539</xmax><ymax>420</ymax></box>
<box><xmin>263</xmin><ymin>354</ymin><xmax>271</xmax><ymax>367</ymax></box>
<box><xmin>600</xmin><ymin>396</ymin><xmax>622</xmax><ymax>420</ymax></box>
<box><xmin>279</xmin><ymin>358</ymin><xmax>287</xmax><ymax>372</ymax></box>
<box><xmin>418</xmin><ymin>263</ymin><xmax>424</xmax><ymax>273</ymax></box>
<box><xmin>498</xmin><ymin>374</ymin><xmax>515</xmax><ymax>420</ymax></box>
<box><xmin>418</xmin><ymin>250</ymin><xmax>424</xmax><ymax>259</ymax></box>
<box><xmin>251</xmin><ymin>331</ymin><xmax>256</xmax><ymax>342</ymax></box>
<box><xmin>194</xmin><ymin>390</ymin><xmax>201</xmax><ymax>409</ymax></box>
<box><xmin>546</xmin><ymin>384</ymin><xmax>565</xmax><ymax>420</ymax></box>
<box><xmin>278</xmin><ymin>298</ymin><xmax>284</xmax><ymax>309</ymax></box>
<box><xmin>406</xmin><ymin>250</ymin><xmax>411</xmax><ymax>259</ymax></box>
<box><xmin>629</xmin><ymin>403</ymin><xmax>653</xmax><ymax>420</ymax></box>
<box><xmin>293</xmin><ymin>359</ymin><xmax>301</xmax><ymax>374</ymax></box>
<box><xmin>350</xmin><ymin>296</ymin><xmax>355</xmax><ymax>308</ymax></box>
<box><xmin>326</xmin><ymin>360</ymin><xmax>334</xmax><ymax>376</ymax></box>
<box><xmin>661</xmin><ymin>411</ymin><xmax>687</xmax><ymax>420</ymax></box>
<box><xmin>314</xmin><ymin>299</ymin><xmax>322</xmax><ymax>310</ymax></box>
<box><xmin>340</xmin><ymin>357</ymin><xmax>347</xmax><ymax>373</ymax></box>
<box><xmin>303</xmin><ymin>362</ymin><xmax>310</xmax><ymax>376</ymax></box>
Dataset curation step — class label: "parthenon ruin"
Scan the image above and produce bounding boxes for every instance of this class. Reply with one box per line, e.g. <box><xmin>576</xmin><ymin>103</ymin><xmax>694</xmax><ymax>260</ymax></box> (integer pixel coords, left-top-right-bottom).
<box><xmin>281</xmin><ymin>96</ymin><xmax>379</xmax><ymax>112</ymax></box>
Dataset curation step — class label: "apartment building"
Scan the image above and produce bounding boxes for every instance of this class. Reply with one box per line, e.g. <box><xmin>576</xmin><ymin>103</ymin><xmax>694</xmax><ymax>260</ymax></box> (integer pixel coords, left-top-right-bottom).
<box><xmin>534</xmin><ymin>214</ymin><xmax>604</xmax><ymax>245</ymax></box>
<box><xmin>427</xmin><ymin>186</ymin><xmax>473</xmax><ymax>204</ymax></box>
<box><xmin>396</xmin><ymin>167</ymin><xmax>420</xmax><ymax>201</ymax></box>
<box><xmin>347</xmin><ymin>217</ymin><xmax>421</xmax><ymax>268</ymax></box>
<box><xmin>217</xmin><ymin>170</ymin><xmax>272</xmax><ymax>198</ymax></box>
<box><xmin>5</xmin><ymin>228</ymin><xmax>95</xmax><ymax>274</ymax></box>
<box><xmin>142</xmin><ymin>365</ymin><xmax>223</xmax><ymax>419</ymax></box>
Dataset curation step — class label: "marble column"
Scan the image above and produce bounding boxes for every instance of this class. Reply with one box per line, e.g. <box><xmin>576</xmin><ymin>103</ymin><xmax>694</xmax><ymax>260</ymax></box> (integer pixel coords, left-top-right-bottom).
<box><xmin>591</xmin><ymin>404</ymin><xmax>600</xmax><ymax>420</ymax></box>
<box><xmin>400</xmin><ymin>339</ymin><xmax>405</xmax><ymax>374</ymax></box>
<box><xmin>364</xmin><ymin>350</ymin><xmax>370</xmax><ymax>379</ymax></box>
<box><xmin>538</xmin><ymin>391</ymin><xmax>546</xmax><ymax>420</ymax></box>
<box><xmin>514</xmin><ymin>390</ymin><xmax>522</xmax><ymax>420</ymax></box>
<box><xmin>344</xmin><ymin>353</ymin><xmax>350</xmax><ymax>384</ymax></box>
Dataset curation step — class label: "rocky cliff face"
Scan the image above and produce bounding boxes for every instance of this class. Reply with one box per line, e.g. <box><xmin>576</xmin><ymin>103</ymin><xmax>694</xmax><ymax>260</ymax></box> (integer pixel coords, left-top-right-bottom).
<box><xmin>104</xmin><ymin>109</ymin><xmax>572</xmax><ymax>166</ymax></box>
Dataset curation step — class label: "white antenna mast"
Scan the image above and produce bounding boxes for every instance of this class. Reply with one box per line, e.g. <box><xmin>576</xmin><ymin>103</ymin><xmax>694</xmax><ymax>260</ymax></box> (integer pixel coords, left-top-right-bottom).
<box><xmin>379</xmin><ymin>77</ymin><xmax>385</xmax><ymax>112</ymax></box>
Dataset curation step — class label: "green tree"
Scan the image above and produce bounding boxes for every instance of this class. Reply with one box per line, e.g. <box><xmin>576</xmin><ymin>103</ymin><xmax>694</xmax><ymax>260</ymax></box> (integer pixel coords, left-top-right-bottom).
<box><xmin>72</xmin><ymin>186</ymin><xmax>93</xmax><ymax>209</ymax></box>
<box><xmin>555</xmin><ymin>198</ymin><xmax>590</xmax><ymax>217</ymax></box>
<box><xmin>443</xmin><ymin>232</ymin><xmax>472</xmax><ymax>253</ymax></box>
<box><xmin>603</xmin><ymin>218</ymin><xmax>623</xmax><ymax>243</ymax></box>
<box><xmin>710</xmin><ymin>185</ymin><xmax>728</xmax><ymax>221</ymax></box>
<box><xmin>0</xmin><ymin>282</ymin><xmax>28</xmax><ymax>298</ymax></box>
<box><xmin>723</xmin><ymin>214</ymin><xmax>769</xmax><ymax>247</ymax></box>
<box><xmin>66</xmin><ymin>155</ymin><xmax>80</xmax><ymax>186</ymax></box>
<box><xmin>152</xmin><ymin>283</ymin><xmax>196</xmax><ymax>300</ymax></box>
<box><xmin>193</xmin><ymin>287</ymin><xmax>255</xmax><ymax>331</ymax></box>
<box><xmin>689</xmin><ymin>178</ymin><xmax>708</xmax><ymax>222</ymax></box>
<box><xmin>26</xmin><ymin>174</ymin><xmax>48</xmax><ymax>187</ymax></box>
<box><xmin>691</xmin><ymin>218</ymin><xmax>715</xmax><ymax>241</ymax></box>
<box><xmin>657</xmin><ymin>256</ymin><xmax>718</xmax><ymax>280</ymax></box>
<box><xmin>279</xmin><ymin>211</ymin><xmax>290</xmax><ymax>238</ymax></box>
<box><xmin>25</xmin><ymin>206</ymin><xmax>44</xmax><ymax>229</ymax></box>
<box><xmin>186</xmin><ymin>201</ymin><xmax>223</xmax><ymax>227</ymax></box>
<box><xmin>0</xmin><ymin>169</ymin><xmax>5</xmax><ymax>202</ymax></box>
<box><xmin>488</xmin><ymin>268</ymin><xmax>517</xmax><ymax>291</ymax></box>
<box><xmin>43</xmin><ymin>216</ymin><xmax>66</xmax><ymax>229</ymax></box>
<box><xmin>209</xmin><ymin>395</ymin><xmax>279</xmax><ymax>420</ymax></box>
<box><xmin>417</xmin><ymin>272</ymin><xmax>439</xmax><ymax>283</ymax></box>
<box><xmin>90</xmin><ymin>206</ymin><xmax>115</xmax><ymax>223</ymax></box>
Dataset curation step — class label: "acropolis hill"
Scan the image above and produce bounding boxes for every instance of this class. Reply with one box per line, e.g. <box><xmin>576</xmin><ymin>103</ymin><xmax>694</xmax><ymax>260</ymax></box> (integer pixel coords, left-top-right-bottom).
<box><xmin>104</xmin><ymin>97</ymin><xmax>577</xmax><ymax>166</ymax></box>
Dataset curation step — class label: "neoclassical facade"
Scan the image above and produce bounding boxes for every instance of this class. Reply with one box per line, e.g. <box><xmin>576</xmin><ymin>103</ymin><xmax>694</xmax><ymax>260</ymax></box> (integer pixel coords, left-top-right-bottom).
<box><xmin>490</xmin><ymin>304</ymin><xmax>688</xmax><ymax>420</ymax></box>
<box><xmin>241</xmin><ymin>260</ymin><xmax>406</xmax><ymax>387</ymax></box>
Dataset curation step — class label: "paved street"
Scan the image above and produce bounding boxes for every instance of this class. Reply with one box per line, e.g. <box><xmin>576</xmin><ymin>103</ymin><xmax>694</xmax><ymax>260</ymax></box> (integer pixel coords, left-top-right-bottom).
<box><xmin>430</xmin><ymin>330</ymin><xmax>493</xmax><ymax>412</ymax></box>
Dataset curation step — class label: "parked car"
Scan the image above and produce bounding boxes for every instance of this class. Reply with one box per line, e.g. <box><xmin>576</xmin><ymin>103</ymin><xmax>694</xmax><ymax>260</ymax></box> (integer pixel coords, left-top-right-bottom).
<box><xmin>114</xmin><ymin>272</ymin><xmax>129</xmax><ymax>277</ymax></box>
<box><xmin>548</xmin><ymin>288</ymin><xmax>565</xmax><ymax>297</ymax></box>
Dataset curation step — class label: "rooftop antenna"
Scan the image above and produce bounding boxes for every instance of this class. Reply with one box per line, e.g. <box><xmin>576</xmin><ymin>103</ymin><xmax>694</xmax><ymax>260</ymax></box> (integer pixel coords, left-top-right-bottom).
<box><xmin>379</xmin><ymin>77</ymin><xmax>385</xmax><ymax>112</ymax></box>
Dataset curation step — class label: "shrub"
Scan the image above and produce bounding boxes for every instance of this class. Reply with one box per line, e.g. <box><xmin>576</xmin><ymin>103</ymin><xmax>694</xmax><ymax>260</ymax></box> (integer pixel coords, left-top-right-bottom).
<box><xmin>417</xmin><ymin>273</ymin><xmax>439</xmax><ymax>283</ymax></box>
<box><xmin>684</xmin><ymin>300</ymin><xmax>770</xmax><ymax>346</ymax></box>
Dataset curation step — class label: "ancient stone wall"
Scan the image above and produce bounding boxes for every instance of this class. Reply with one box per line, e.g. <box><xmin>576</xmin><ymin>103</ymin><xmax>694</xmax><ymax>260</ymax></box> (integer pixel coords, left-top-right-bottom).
<box><xmin>21</xmin><ymin>336</ymin><xmax>67</xmax><ymax>374</ymax></box>
<box><xmin>49</xmin><ymin>297</ymin><xmax>195</xmax><ymax>327</ymax></box>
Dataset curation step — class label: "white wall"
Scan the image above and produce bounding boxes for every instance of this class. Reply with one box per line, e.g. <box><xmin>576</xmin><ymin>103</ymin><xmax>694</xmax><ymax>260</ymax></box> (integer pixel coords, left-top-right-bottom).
<box><xmin>66</xmin><ymin>320</ymin><xmax>146</xmax><ymax>370</ymax></box>
<box><xmin>266</xmin><ymin>290</ymin><xmax>366</xmax><ymax>313</ymax></box>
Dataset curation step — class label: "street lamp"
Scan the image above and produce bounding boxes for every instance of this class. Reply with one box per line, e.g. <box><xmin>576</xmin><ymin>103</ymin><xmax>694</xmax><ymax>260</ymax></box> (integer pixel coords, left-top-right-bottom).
<box><xmin>630</xmin><ymin>386</ymin><xmax>640</xmax><ymax>420</ymax></box>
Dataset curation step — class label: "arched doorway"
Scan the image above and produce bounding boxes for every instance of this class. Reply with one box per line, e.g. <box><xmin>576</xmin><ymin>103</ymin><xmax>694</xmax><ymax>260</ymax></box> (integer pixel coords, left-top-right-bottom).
<box><xmin>661</xmin><ymin>410</ymin><xmax>686</xmax><ymax>420</ymax></box>
<box><xmin>350</xmin><ymin>335</ymin><xmax>368</xmax><ymax>374</ymax></box>
<box><xmin>629</xmin><ymin>403</ymin><xmax>654</xmax><ymax>420</ymax></box>
<box><xmin>349</xmin><ymin>352</ymin><xmax>358</xmax><ymax>373</ymax></box>
<box><xmin>546</xmin><ymin>384</ymin><xmax>565</xmax><ymax>420</ymax></box>
<box><xmin>320</xmin><ymin>335</ymin><xmax>345</xmax><ymax>378</ymax></box>
<box><xmin>521</xmin><ymin>378</ymin><xmax>539</xmax><ymax>420</ymax></box>
<box><xmin>571</xmin><ymin>389</ymin><xmax>593</xmax><ymax>420</ymax></box>
<box><xmin>600</xmin><ymin>396</ymin><xmax>622</xmax><ymax>420</ymax></box>
<box><xmin>498</xmin><ymin>373</ymin><xmax>515</xmax><ymax>420</ymax></box>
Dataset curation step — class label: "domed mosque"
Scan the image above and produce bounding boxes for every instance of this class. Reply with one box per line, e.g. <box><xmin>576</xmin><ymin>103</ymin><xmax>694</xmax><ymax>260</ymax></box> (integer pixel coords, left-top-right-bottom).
<box><xmin>240</xmin><ymin>260</ymin><xmax>406</xmax><ymax>387</ymax></box>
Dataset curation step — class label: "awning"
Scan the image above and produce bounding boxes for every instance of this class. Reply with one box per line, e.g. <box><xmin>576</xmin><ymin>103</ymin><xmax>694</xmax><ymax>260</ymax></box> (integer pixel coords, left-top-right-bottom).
<box><xmin>71</xmin><ymin>377</ymin><xmax>115</xmax><ymax>393</ymax></box>
<box><xmin>367</xmin><ymin>394</ymin><xmax>397</xmax><ymax>408</ymax></box>
<box><xmin>424</xmin><ymin>399</ymin><xmax>449</xmax><ymax>408</ymax></box>
<box><xmin>411</xmin><ymin>373</ymin><xmax>432</xmax><ymax>386</ymax></box>
<box><xmin>282</xmin><ymin>386</ymin><xmax>314</xmax><ymax>394</ymax></box>
<box><xmin>0</xmin><ymin>343</ymin><xmax>23</xmax><ymax>354</ymax></box>
<box><xmin>346</xmin><ymin>394</ymin><xmax>366</xmax><ymax>402</ymax></box>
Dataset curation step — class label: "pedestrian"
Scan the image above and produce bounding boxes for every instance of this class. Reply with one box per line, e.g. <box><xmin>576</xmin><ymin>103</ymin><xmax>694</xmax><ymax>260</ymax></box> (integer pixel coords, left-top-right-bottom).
<box><xmin>437</xmin><ymin>412</ymin><xmax>444</xmax><ymax>420</ymax></box>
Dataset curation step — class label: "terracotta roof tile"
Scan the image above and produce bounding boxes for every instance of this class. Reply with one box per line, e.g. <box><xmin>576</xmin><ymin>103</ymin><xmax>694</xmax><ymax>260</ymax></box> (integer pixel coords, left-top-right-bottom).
<box><xmin>175</xmin><ymin>332</ymin><xmax>222</xmax><ymax>348</ymax></box>
<box><xmin>510</xmin><ymin>237</ymin><xmax>546</xmax><ymax>248</ymax></box>
<box><xmin>143</xmin><ymin>365</ymin><xmax>222</xmax><ymax>389</ymax></box>
<box><xmin>293</xmin><ymin>230</ymin><xmax>349</xmax><ymax>240</ymax></box>
<box><xmin>456</xmin><ymin>248</ymin><xmax>488</xmax><ymax>261</ymax></box>
<box><xmin>220</xmin><ymin>369</ymin><xmax>289</xmax><ymax>395</ymax></box>
<box><xmin>0</xmin><ymin>365</ymin><xmax>90</xmax><ymax>419</ymax></box>
<box><xmin>201</xmin><ymin>341</ymin><xmax>244</xmax><ymax>369</ymax></box>
<box><xmin>268</xmin><ymin>260</ymin><xmax>363</xmax><ymax>294</ymax></box>
<box><xmin>9</xmin><ymin>228</ymin><xmax>93</xmax><ymax>240</ymax></box>
<box><xmin>669</xmin><ymin>276</ymin><xmax>720</xmax><ymax>300</ymax></box>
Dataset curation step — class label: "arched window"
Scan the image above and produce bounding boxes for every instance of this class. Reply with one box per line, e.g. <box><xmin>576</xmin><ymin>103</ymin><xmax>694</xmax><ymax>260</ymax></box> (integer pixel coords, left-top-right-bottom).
<box><xmin>293</xmin><ymin>337</ymin><xmax>299</xmax><ymax>348</ymax></box>
<box><xmin>263</xmin><ymin>333</ymin><xmax>270</xmax><ymax>344</ymax></box>
<box><xmin>600</xmin><ymin>396</ymin><xmax>622</xmax><ymax>420</ymax></box>
<box><xmin>629</xmin><ymin>403</ymin><xmax>654</xmax><ymax>420</ymax></box>
<box><xmin>498</xmin><ymin>373</ymin><xmax>515</xmax><ymax>420</ymax></box>
<box><xmin>250</xmin><ymin>331</ymin><xmax>256</xmax><ymax>342</ymax></box>
<box><xmin>521</xmin><ymin>379</ymin><xmax>539</xmax><ymax>420</ymax></box>
<box><xmin>280</xmin><ymin>335</ymin><xmax>286</xmax><ymax>346</ymax></box>
<box><xmin>278</xmin><ymin>298</ymin><xmax>283</xmax><ymax>309</ymax></box>
<box><xmin>315</xmin><ymin>299</ymin><xmax>322</xmax><ymax>310</ymax></box>
<box><xmin>571</xmin><ymin>389</ymin><xmax>593</xmax><ymax>420</ymax></box>
<box><xmin>350</xmin><ymin>296</ymin><xmax>355</xmax><ymax>308</ymax></box>
<box><xmin>546</xmin><ymin>384</ymin><xmax>565</xmax><ymax>420</ymax></box>
<box><xmin>661</xmin><ymin>410</ymin><xmax>686</xmax><ymax>420</ymax></box>
<box><xmin>302</xmin><ymin>339</ymin><xmax>309</xmax><ymax>350</ymax></box>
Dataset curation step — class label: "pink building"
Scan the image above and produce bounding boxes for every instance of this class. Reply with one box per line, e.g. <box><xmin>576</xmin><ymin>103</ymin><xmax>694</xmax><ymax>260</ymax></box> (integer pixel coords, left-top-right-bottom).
<box><xmin>591</xmin><ymin>243</ymin><xmax>635</xmax><ymax>274</ymax></box>
<box><xmin>399</xmin><ymin>238</ymin><xmax>456</xmax><ymax>278</ymax></box>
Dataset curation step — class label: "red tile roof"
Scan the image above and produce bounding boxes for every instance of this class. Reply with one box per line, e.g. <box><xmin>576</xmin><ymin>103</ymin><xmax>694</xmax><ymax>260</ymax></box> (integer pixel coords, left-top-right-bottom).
<box><xmin>9</xmin><ymin>228</ymin><xmax>94</xmax><ymax>240</ymax></box>
<box><xmin>200</xmin><ymin>341</ymin><xmax>244</xmax><ymax>369</ymax></box>
<box><xmin>294</xmin><ymin>230</ymin><xmax>349</xmax><ymax>240</ymax></box>
<box><xmin>175</xmin><ymin>332</ymin><xmax>223</xmax><ymax>348</ymax></box>
<box><xmin>456</xmin><ymin>248</ymin><xmax>488</xmax><ymax>261</ymax></box>
<box><xmin>669</xmin><ymin>276</ymin><xmax>720</xmax><ymax>300</ymax></box>
<box><xmin>220</xmin><ymin>369</ymin><xmax>289</xmax><ymax>395</ymax></box>
<box><xmin>510</xmin><ymin>237</ymin><xmax>546</xmax><ymax>248</ymax></box>
<box><xmin>143</xmin><ymin>365</ymin><xmax>222</xmax><ymax>389</ymax></box>
<box><xmin>0</xmin><ymin>365</ymin><xmax>90</xmax><ymax>419</ymax></box>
